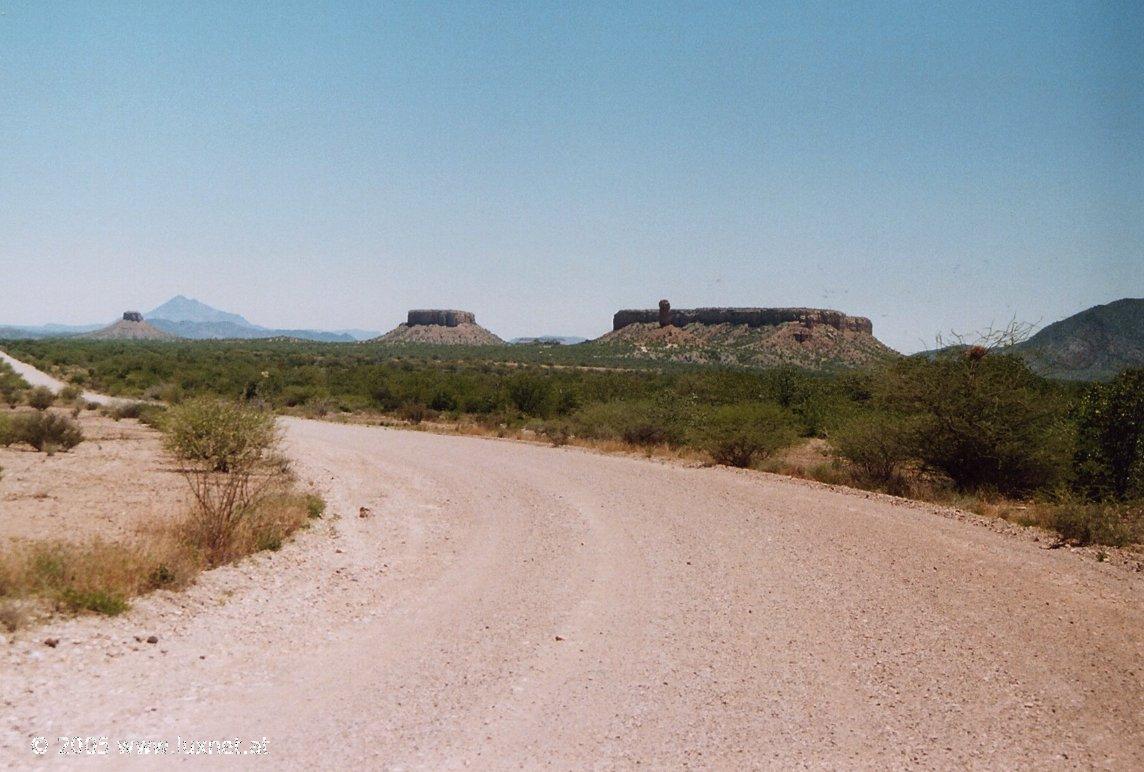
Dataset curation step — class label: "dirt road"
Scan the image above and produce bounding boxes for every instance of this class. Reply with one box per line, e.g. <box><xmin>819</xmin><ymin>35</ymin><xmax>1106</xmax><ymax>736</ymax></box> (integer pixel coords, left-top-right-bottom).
<box><xmin>3</xmin><ymin>418</ymin><xmax>1142</xmax><ymax>768</ymax></box>
<box><xmin>0</xmin><ymin>350</ymin><xmax>120</xmax><ymax>406</ymax></box>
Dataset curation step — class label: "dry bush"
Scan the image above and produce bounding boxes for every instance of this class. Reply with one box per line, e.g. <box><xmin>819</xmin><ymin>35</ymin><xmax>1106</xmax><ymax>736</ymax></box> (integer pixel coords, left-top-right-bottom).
<box><xmin>1050</xmin><ymin>499</ymin><xmax>1142</xmax><ymax>547</ymax></box>
<box><xmin>13</xmin><ymin>411</ymin><xmax>84</xmax><ymax>452</ymax></box>
<box><xmin>26</xmin><ymin>386</ymin><xmax>56</xmax><ymax>411</ymax></box>
<box><xmin>57</xmin><ymin>384</ymin><xmax>83</xmax><ymax>404</ymax></box>
<box><xmin>164</xmin><ymin>398</ymin><xmax>282</xmax><ymax>566</ymax></box>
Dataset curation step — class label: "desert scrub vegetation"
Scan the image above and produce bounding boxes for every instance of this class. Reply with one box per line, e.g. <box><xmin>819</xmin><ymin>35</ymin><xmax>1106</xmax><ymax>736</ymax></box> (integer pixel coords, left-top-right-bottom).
<box><xmin>4</xmin><ymin>339</ymin><xmax>1142</xmax><ymax>548</ymax></box>
<box><xmin>700</xmin><ymin>403</ymin><xmax>799</xmax><ymax>468</ymax></box>
<box><xmin>163</xmin><ymin>398</ymin><xmax>293</xmax><ymax>565</ymax></box>
<box><xmin>0</xmin><ymin>398</ymin><xmax>321</xmax><ymax>628</ymax></box>
<box><xmin>0</xmin><ymin>359</ymin><xmax>28</xmax><ymax>406</ymax></box>
<box><xmin>0</xmin><ymin>486</ymin><xmax>320</xmax><ymax>625</ymax></box>
<box><xmin>25</xmin><ymin>385</ymin><xmax>55</xmax><ymax>410</ymax></box>
<box><xmin>0</xmin><ymin>410</ymin><xmax>84</xmax><ymax>452</ymax></box>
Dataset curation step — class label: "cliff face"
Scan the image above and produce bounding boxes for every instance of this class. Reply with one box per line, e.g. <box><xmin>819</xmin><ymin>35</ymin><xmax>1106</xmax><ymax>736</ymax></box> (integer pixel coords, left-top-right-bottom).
<box><xmin>613</xmin><ymin>307</ymin><xmax>874</xmax><ymax>335</ymax></box>
<box><xmin>599</xmin><ymin>302</ymin><xmax>895</xmax><ymax>370</ymax></box>
<box><xmin>407</xmin><ymin>310</ymin><xmax>477</xmax><ymax>328</ymax></box>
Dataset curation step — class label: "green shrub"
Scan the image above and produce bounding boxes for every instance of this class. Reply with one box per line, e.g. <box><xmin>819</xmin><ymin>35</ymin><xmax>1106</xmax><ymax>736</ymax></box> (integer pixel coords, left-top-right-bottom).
<box><xmin>164</xmin><ymin>398</ymin><xmax>277</xmax><ymax>473</ymax></box>
<box><xmin>505</xmin><ymin>373</ymin><xmax>555</xmax><ymax>418</ymax></box>
<box><xmin>11</xmin><ymin>412</ymin><xmax>84</xmax><ymax>452</ymax></box>
<box><xmin>0</xmin><ymin>414</ymin><xmax>15</xmax><ymax>447</ymax></box>
<box><xmin>699</xmin><ymin>402</ymin><xmax>799</xmax><ymax>468</ymax></box>
<box><xmin>1072</xmin><ymin>368</ymin><xmax>1144</xmax><ymax>501</ymax></box>
<box><xmin>164</xmin><ymin>398</ymin><xmax>282</xmax><ymax>565</ymax></box>
<box><xmin>26</xmin><ymin>386</ymin><xmax>56</xmax><ymax>411</ymax></box>
<box><xmin>58</xmin><ymin>384</ymin><xmax>83</xmax><ymax>403</ymax></box>
<box><xmin>876</xmin><ymin>354</ymin><xmax>1071</xmax><ymax>495</ymax></box>
<box><xmin>571</xmin><ymin>400</ymin><xmax>685</xmax><ymax>447</ymax></box>
<box><xmin>830</xmin><ymin>412</ymin><xmax>914</xmax><ymax>491</ymax></box>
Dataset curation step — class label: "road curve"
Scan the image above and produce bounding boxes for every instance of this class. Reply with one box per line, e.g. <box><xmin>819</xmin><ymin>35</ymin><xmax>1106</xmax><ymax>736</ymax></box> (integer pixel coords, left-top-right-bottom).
<box><xmin>3</xmin><ymin>419</ymin><xmax>1142</xmax><ymax>768</ymax></box>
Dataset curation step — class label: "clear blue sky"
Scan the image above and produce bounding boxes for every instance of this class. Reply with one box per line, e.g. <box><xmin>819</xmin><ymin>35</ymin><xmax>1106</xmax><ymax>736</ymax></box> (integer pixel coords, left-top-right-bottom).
<box><xmin>1</xmin><ymin>1</ymin><xmax>1140</xmax><ymax>351</ymax></box>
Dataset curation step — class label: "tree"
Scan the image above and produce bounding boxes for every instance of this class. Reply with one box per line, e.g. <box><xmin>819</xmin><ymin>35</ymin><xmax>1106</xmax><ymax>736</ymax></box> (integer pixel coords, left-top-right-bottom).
<box><xmin>1073</xmin><ymin>369</ymin><xmax>1144</xmax><ymax>501</ymax></box>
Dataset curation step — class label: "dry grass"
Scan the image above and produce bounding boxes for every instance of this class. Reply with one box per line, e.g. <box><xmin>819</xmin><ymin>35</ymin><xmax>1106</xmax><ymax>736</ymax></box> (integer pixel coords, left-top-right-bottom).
<box><xmin>0</xmin><ymin>488</ymin><xmax>321</xmax><ymax>628</ymax></box>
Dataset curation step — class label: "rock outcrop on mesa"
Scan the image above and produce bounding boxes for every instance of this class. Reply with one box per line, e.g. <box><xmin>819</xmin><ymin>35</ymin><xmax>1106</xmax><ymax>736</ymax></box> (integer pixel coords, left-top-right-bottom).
<box><xmin>598</xmin><ymin>300</ymin><xmax>897</xmax><ymax>369</ymax></box>
<box><xmin>81</xmin><ymin>312</ymin><xmax>178</xmax><ymax>341</ymax></box>
<box><xmin>374</xmin><ymin>310</ymin><xmax>504</xmax><ymax>345</ymax></box>
<box><xmin>613</xmin><ymin>302</ymin><xmax>874</xmax><ymax>335</ymax></box>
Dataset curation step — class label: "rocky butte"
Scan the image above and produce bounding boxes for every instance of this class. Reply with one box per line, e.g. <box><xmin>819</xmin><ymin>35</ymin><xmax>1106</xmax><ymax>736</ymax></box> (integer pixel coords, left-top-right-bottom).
<box><xmin>601</xmin><ymin>299</ymin><xmax>896</xmax><ymax>369</ymax></box>
<box><xmin>613</xmin><ymin>300</ymin><xmax>874</xmax><ymax>335</ymax></box>
<box><xmin>406</xmin><ymin>310</ymin><xmax>477</xmax><ymax>328</ymax></box>
<box><xmin>374</xmin><ymin>310</ymin><xmax>504</xmax><ymax>345</ymax></box>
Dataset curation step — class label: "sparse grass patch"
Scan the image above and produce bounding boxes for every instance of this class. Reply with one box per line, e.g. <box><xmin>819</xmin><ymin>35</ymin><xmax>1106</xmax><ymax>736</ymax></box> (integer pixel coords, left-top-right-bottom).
<box><xmin>1050</xmin><ymin>500</ymin><xmax>1142</xmax><ymax>548</ymax></box>
<box><xmin>0</xmin><ymin>489</ymin><xmax>320</xmax><ymax>626</ymax></box>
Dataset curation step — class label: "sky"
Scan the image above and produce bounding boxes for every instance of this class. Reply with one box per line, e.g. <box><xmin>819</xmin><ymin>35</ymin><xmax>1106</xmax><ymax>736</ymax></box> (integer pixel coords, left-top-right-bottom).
<box><xmin>1</xmin><ymin>1</ymin><xmax>1140</xmax><ymax>352</ymax></box>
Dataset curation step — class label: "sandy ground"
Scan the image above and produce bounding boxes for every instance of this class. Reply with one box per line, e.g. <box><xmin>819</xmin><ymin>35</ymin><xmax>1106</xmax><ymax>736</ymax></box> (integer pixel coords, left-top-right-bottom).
<box><xmin>0</xmin><ymin>411</ymin><xmax>188</xmax><ymax>545</ymax></box>
<box><xmin>1</xmin><ymin>417</ymin><xmax>1141</xmax><ymax>769</ymax></box>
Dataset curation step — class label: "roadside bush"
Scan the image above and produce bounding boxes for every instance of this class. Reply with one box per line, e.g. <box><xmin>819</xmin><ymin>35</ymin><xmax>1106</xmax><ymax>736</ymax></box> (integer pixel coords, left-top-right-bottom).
<box><xmin>876</xmin><ymin>354</ymin><xmax>1071</xmax><ymax>496</ymax></box>
<box><xmin>164</xmin><ymin>397</ymin><xmax>277</xmax><ymax>473</ymax></box>
<box><xmin>1051</xmin><ymin>500</ymin><xmax>1141</xmax><ymax>547</ymax></box>
<box><xmin>0</xmin><ymin>414</ymin><xmax>14</xmax><ymax>447</ymax></box>
<box><xmin>505</xmin><ymin>373</ymin><xmax>556</xmax><ymax>418</ymax></box>
<box><xmin>699</xmin><ymin>402</ymin><xmax>799</xmax><ymax>468</ymax></box>
<box><xmin>26</xmin><ymin>386</ymin><xmax>56</xmax><ymax>411</ymax></box>
<box><xmin>10</xmin><ymin>412</ymin><xmax>84</xmax><ymax>452</ymax></box>
<box><xmin>0</xmin><ymin>361</ymin><xmax>28</xmax><ymax>407</ymax></box>
<box><xmin>164</xmin><ymin>398</ymin><xmax>281</xmax><ymax>565</ymax></box>
<box><xmin>398</xmin><ymin>402</ymin><xmax>428</xmax><ymax>425</ymax></box>
<box><xmin>57</xmin><ymin>384</ymin><xmax>83</xmax><ymax>403</ymax></box>
<box><xmin>571</xmin><ymin>400</ymin><xmax>685</xmax><ymax>447</ymax></box>
<box><xmin>830</xmin><ymin>412</ymin><xmax>914</xmax><ymax>492</ymax></box>
<box><xmin>1072</xmin><ymin>368</ymin><xmax>1144</xmax><ymax>501</ymax></box>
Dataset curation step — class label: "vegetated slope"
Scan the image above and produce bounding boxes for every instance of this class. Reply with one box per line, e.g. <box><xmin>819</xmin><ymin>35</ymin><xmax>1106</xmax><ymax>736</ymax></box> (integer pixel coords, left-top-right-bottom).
<box><xmin>374</xmin><ymin>322</ymin><xmax>505</xmax><ymax>345</ymax></box>
<box><xmin>1015</xmin><ymin>298</ymin><xmax>1144</xmax><ymax>381</ymax></box>
<box><xmin>595</xmin><ymin>320</ymin><xmax>899</xmax><ymax>370</ymax></box>
<box><xmin>81</xmin><ymin>318</ymin><xmax>177</xmax><ymax>341</ymax></box>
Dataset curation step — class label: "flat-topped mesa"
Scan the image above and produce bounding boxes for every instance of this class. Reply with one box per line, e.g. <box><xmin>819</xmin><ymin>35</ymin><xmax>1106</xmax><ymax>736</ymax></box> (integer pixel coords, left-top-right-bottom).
<box><xmin>407</xmin><ymin>310</ymin><xmax>477</xmax><ymax>328</ymax></box>
<box><xmin>613</xmin><ymin>304</ymin><xmax>874</xmax><ymax>335</ymax></box>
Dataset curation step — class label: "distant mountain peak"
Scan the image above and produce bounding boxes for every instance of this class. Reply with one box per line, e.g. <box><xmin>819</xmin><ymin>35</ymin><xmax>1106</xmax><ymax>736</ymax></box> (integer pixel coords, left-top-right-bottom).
<box><xmin>146</xmin><ymin>296</ymin><xmax>253</xmax><ymax>328</ymax></box>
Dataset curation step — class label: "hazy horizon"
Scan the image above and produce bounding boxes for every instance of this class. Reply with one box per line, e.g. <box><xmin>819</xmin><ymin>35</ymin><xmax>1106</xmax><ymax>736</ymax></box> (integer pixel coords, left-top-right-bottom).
<box><xmin>2</xmin><ymin>2</ymin><xmax>1141</xmax><ymax>352</ymax></box>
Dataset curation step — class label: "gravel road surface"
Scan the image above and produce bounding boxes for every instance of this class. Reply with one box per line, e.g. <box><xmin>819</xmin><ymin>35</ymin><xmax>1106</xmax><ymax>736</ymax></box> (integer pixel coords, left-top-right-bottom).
<box><xmin>2</xmin><ymin>417</ymin><xmax>1141</xmax><ymax>768</ymax></box>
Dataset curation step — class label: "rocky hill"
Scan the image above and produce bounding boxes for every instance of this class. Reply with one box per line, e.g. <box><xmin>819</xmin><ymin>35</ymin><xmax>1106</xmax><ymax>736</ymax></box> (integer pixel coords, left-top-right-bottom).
<box><xmin>1015</xmin><ymin>298</ymin><xmax>1144</xmax><ymax>380</ymax></box>
<box><xmin>82</xmin><ymin>312</ymin><xmax>178</xmax><ymax>341</ymax></box>
<box><xmin>374</xmin><ymin>310</ymin><xmax>505</xmax><ymax>345</ymax></box>
<box><xmin>597</xmin><ymin>301</ymin><xmax>898</xmax><ymax>370</ymax></box>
